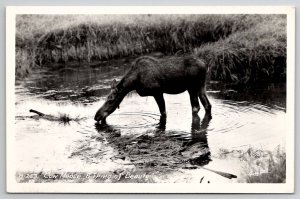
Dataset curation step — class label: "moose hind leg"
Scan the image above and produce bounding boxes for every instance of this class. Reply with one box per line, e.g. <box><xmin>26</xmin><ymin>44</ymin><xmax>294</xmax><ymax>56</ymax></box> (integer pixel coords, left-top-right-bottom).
<box><xmin>154</xmin><ymin>94</ymin><xmax>166</xmax><ymax>117</ymax></box>
<box><xmin>188</xmin><ymin>90</ymin><xmax>200</xmax><ymax>115</ymax></box>
<box><xmin>199</xmin><ymin>87</ymin><xmax>212</xmax><ymax>114</ymax></box>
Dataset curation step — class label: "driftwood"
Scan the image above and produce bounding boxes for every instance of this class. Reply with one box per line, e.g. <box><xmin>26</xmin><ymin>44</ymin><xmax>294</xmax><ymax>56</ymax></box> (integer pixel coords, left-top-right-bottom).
<box><xmin>29</xmin><ymin>109</ymin><xmax>82</xmax><ymax>123</ymax></box>
<box><xmin>29</xmin><ymin>109</ymin><xmax>58</xmax><ymax>120</ymax></box>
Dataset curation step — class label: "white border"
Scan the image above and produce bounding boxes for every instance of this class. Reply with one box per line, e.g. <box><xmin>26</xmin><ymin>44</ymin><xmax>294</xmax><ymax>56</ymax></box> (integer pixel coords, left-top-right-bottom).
<box><xmin>6</xmin><ymin>6</ymin><xmax>295</xmax><ymax>193</ymax></box>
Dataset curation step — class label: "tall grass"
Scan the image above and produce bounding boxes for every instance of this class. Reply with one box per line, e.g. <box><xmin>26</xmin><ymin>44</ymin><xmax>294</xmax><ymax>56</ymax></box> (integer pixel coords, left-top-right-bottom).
<box><xmin>195</xmin><ymin>15</ymin><xmax>286</xmax><ymax>86</ymax></box>
<box><xmin>15</xmin><ymin>48</ymin><xmax>32</xmax><ymax>77</ymax></box>
<box><xmin>16</xmin><ymin>14</ymin><xmax>286</xmax><ymax>86</ymax></box>
<box><xmin>17</xmin><ymin>15</ymin><xmax>259</xmax><ymax>64</ymax></box>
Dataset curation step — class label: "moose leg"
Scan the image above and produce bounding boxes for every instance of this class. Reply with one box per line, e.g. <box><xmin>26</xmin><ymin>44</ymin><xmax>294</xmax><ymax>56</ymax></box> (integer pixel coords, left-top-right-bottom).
<box><xmin>199</xmin><ymin>86</ymin><xmax>212</xmax><ymax>114</ymax></box>
<box><xmin>188</xmin><ymin>90</ymin><xmax>200</xmax><ymax>115</ymax></box>
<box><xmin>154</xmin><ymin>94</ymin><xmax>166</xmax><ymax>117</ymax></box>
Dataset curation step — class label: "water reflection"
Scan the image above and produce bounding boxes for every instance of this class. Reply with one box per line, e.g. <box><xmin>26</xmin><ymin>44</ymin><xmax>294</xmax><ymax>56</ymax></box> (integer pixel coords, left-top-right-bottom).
<box><xmin>18</xmin><ymin>61</ymin><xmax>130</xmax><ymax>103</ymax></box>
<box><xmin>191</xmin><ymin>113</ymin><xmax>212</xmax><ymax>143</ymax></box>
<box><xmin>179</xmin><ymin>113</ymin><xmax>212</xmax><ymax>166</ymax></box>
<box><xmin>207</xmin><ymin>83</ymin><xmax>286</xmax><ymax>110</ymax></box>
<box><xmin>94</xmin><ymin>112</ymin><xmax>212</xmax><ymax>167</ymax></box>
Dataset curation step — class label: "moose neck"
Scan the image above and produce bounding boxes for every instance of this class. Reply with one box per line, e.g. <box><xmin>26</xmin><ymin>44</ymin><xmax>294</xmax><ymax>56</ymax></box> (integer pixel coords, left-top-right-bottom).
<box><xmin>113</xmin><ymin>78</ymin><xmax>134</xmax><ymax>107</ymax></box>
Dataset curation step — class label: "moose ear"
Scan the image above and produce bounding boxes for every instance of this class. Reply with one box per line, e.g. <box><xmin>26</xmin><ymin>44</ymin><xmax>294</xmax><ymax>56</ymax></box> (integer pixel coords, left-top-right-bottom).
<box><xmin>111</xmin><ymin>79</ymin><xmax>117</xmax><ymax>89</ymax></box>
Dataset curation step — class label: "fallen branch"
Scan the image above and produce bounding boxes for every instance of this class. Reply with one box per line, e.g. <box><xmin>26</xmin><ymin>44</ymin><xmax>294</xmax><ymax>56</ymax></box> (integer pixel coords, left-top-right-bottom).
<box><xmin>29</xmin><ymin>109</ymin><xmax>84</xmax><ymax>123</ymax></box>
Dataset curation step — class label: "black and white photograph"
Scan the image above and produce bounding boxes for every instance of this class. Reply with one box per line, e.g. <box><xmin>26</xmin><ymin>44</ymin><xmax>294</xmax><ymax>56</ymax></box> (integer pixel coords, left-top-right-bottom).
<box><xmin>6</xmin><ymin>6</ymin><xmax>295</xmax><ymax>193</ymax></box>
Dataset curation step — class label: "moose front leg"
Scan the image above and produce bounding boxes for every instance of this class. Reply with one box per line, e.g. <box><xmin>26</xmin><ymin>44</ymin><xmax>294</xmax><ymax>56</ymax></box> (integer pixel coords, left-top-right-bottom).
<box><xmin>188</xmin><ymin>90</ymin><xmax>200</xmax><ymax>116</ymax></box>
<box><xmin>154</xmin><ymin>94</ymin><xmax>166</xmax><ymax>117</ymax></box>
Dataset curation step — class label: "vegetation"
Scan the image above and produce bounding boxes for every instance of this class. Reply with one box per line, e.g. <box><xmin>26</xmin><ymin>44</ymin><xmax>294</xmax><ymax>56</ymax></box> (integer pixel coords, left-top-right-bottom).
<box><xmin>243</xmin><ymin>146</ymin><xmax>286</xmax><ymax>183</ymax></box>
<box><xmin>217</xmin><ymin>145</ymin><xmax>286</xmax><ymax>183</ymax></box>
<box><xmin>16</xmin><ymin>14</ymin><xmax>286</xmax><ymax>86</ymax></box>
<box><xmin>195</xmin><ymin>15</ymin><xmax>286</xmax><ymax>86</ymax></box>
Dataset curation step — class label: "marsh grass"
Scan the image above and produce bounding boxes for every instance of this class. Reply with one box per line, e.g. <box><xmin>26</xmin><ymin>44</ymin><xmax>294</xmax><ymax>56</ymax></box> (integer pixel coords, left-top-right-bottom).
<box><xmin>16</xmin><ymin>14</ymin><xmax>286</xmax><ymax>86</ymax></box>
<box><xmin>57</xmin><ymin>113</ymin><xmax>72</xmax><ymax>124</ymax></box>
<box><xmin>57</xmin><ymin>113</ymin><xmax>83</xmax><ymax>125</ymax></box>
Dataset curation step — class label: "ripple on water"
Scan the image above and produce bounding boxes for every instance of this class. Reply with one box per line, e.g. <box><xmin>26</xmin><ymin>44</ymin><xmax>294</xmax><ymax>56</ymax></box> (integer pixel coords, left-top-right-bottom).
<box><xmin>208</xmin><ymin>100</ymin><xmax>283</xmax><ymax>134</ymax></box>
<box><xmin>106</xmin><ymin>112</ymin><xmax>160</xmax><ymax>129</ymax></box>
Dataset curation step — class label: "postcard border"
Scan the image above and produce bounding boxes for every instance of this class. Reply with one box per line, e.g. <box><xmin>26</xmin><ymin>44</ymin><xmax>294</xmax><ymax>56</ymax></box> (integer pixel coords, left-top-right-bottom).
<box><xmin>6</xmin><ymin>6</ymin><xmax>295</xmax><ymax>193</ymax></box>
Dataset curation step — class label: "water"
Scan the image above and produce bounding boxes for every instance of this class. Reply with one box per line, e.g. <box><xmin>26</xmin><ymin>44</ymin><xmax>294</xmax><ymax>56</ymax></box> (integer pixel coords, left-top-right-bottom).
<box><xmin>15</xmin><ymin>58</ymin><xmax>287</xmax><ymax>183</ymax></box>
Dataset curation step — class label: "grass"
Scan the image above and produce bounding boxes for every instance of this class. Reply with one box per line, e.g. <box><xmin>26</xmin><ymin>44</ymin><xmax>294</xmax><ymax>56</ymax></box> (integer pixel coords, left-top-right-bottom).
<box><xmin>195</xmin><ymin>15</ymin><xmax>286</xmax><ymax>86</ymax></box>
<box><xmin>16</xmin><ymin>14</ymin><xmax>286</xmax><ymax>86</ymax></box>
<box><xmin>57</xmin><ymin>113</ymin><xmax>84</xmax><ymax>124</ymax></box>
<box><xmin>15</xmin><ymin>48</ymin><xmax>32</xmax><ymax>77</ymax></box>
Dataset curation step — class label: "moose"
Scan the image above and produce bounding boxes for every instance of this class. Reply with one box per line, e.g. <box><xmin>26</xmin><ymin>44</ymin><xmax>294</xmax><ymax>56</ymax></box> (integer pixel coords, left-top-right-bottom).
<box><xmin>94</xmin><ymin>56</ymin><xmax>211</xmax><ymax>123</ymax></box>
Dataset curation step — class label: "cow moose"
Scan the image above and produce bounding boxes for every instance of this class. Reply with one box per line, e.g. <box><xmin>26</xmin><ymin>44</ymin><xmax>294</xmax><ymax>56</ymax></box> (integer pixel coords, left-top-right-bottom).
<box><xmin>94</xmin><ymin>56</ymin><xmax>211</xmax><ymax>123</ymax></box>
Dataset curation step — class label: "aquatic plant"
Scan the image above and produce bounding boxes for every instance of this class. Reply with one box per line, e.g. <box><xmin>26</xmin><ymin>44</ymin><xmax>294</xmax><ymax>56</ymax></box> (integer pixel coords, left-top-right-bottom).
<box><xmin>57</xmin><ymin>113</ymin><xmax>71</xmax><ymax>124</ymax></box>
